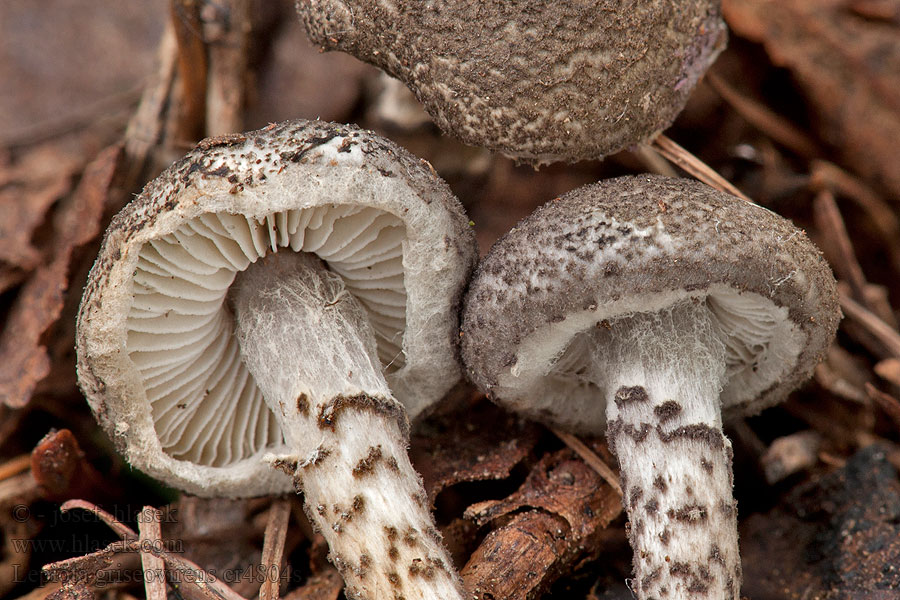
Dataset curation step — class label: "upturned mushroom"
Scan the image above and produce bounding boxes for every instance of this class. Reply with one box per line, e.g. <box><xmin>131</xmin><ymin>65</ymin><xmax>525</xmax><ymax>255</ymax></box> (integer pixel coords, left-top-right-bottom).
<box><xmin>297</xmin><ymin>1</ymin><xmax>726</xmax><ymax>164</ymax></box>
<box><xmin>460</xmin><ymin>175</ymin><xmax>840</xmax><ymax>599</ymax></box>
<box><xmin>76</xmin><ymin>120</ymin><xmax>476</xmax><ymax>600</ymax></box>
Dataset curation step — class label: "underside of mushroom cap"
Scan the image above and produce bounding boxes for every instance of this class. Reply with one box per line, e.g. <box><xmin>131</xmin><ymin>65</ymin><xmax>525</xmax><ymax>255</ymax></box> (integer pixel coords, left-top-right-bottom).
<box><xmin>77</xmin><ymin>119</ymin><xmax>477</xmax><ymax>497</ymax></box>
<box><xmin>461</xmin><ymin>175</ymin><xmax>840</xmax><ymax>434</ymax></box>
<box><xmin>297</xmin><ymin>1</ymin><xmax>727</xmax><ymax>164</ymax></box>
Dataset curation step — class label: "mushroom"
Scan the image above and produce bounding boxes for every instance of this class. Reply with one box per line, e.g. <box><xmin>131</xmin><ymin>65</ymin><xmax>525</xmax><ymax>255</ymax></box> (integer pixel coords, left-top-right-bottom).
<box><xmin>76</xmin><ymin>120</ymin><xmax>476</xmax><ymax>600</ymax></box>
<box><xmin>297</xmin><ymin>1</ymin><xmax>726</xmax><ymax>164</ymax></box>
<box><xmin>460</xmin><ymin>175</ymin><xmax>840</xmax><ymax>599</ymax></box>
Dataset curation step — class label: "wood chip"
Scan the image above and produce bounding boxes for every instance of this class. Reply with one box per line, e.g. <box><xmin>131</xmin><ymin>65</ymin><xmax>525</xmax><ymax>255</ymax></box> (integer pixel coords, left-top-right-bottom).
<box><xmin>138</xmin><ymin>507</ymin><xmax>167</xmax><ymax>600</ymax></box>
<box><xmin>258</xmin><ymin>500</ymin><xmax>291</xmax><ymax>600</ymax></box>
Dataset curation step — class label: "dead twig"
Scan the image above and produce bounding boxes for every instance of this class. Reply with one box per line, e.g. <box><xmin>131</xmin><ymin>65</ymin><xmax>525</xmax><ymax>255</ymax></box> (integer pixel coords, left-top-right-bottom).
<box><xmin>56</xmin><ymin>500</ymin><xmax>248</xmax><ymax>600</ymax></box>
<box><xmin>651</xmin><ymin>134</ymin><xmax>754</xmax><ymax>203</ymax></box>
<box><xmin>138</xmin><ymin>507</ymin><xmax>167</xmax><ymax>600</ymax></box>
<box><xmin>258</xmin><ymin>499</ymin><xmax>291</xmax><ymax>600</ymax></box>
<box><xmin>706</xmin><ymin>72</ymin><xmax>822</xmax><ymax>159</ymax></box>
<box><xmin>0</xmin><ymin>455</ymin><xmax>31</xmax><ymax>482</ymax></box>
<box><xmin>864</xmin><ymin>383</ymin><xmax>900</xmax><ymax>433</ymax></box>
<box><xmin>549</xmin><ymin>427</ymin><xmax>623</xmax><ymax>497</ymax></box>
<box><xmin>839</xmin><ymin>291</ymin><xmax>900</xmax><ymax>360</ymax></box>
<box><xmin>812</xmin><ymin>189</ymin><xmax>871</xmax><ymax>308</ymax></box>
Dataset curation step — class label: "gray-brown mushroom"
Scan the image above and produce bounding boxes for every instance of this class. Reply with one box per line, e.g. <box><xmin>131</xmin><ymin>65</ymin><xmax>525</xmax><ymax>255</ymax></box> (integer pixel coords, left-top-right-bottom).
<box><xmin>460</xmin><ymin>175</ymin><xmax>840</xmax><ymax>599</ymax></box>
<box><xmin>77</xmin><ymin>119</ymin><xmax>476</xmax><ymax>600</ymax></box>
<box><xmin>297</xmin><ymin>1</ymin><xmax>727</xmax><ymax>163</ymax></box>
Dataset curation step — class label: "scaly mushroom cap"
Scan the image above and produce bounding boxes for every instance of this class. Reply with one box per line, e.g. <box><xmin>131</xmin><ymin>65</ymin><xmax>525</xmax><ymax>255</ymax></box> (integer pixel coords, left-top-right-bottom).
<box><xmin>77</xmin><ymin>119</ymin><xmax>477</xmax><ymax>496</ymax></box>
<box><xmin>297</xmin><ymin>1</ymin><xmax>727</xmax><ymax>163</ymax></box>
<box><xmin>461</xmin><ymin>175</ymin><xmax>840</xmax><ymax>433</ymax></box>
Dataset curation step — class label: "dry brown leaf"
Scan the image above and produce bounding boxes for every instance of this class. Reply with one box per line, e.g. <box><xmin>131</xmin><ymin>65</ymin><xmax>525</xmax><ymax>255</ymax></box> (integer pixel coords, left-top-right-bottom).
<box><xmin>0</xmin><ymin>145</ymin><xmax>120</xmax><ymax>408</ymax></box>
<box><xmin>462</xmin><ymin>450</ymin><xmax>622</xmax><ymax>600</ymax></box>
<box><xmin>0</xmin><ymin>145</ymin><xmax>82</xmax><ymax>292</ymax></box>
<box><xmin>722</xmin><ymin>0</ymin><xmax>900</xmax><ymax>199</ymax></box>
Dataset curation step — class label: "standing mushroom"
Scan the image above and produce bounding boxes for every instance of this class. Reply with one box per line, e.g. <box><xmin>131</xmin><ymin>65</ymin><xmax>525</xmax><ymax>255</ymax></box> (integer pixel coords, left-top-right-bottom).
<box><xmin>297</xmin><ymin>1</ymin><xmax>726</xmax><ymax>163</ymax></box>
<box><xmin>460</xmin><ymin>175</ymin><xmax>840</xmax><ymax>599</ymax></box>
<box><xmin>77</xmin><ymin>120</ymin><xmax>476</xmax><ymax>600</ymax></box>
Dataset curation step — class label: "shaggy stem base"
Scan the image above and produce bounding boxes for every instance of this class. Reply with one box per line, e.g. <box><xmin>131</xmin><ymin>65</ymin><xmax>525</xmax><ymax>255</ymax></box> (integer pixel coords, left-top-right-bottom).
<box><xmin>232</xmin><ymin>251</ymin><xmax>462</xmax><ymax>600</ymax></box>
<box><xmin>597</xmin><ymin>302</ymin><xmax>742</xmax><ymax>600</ymax></box>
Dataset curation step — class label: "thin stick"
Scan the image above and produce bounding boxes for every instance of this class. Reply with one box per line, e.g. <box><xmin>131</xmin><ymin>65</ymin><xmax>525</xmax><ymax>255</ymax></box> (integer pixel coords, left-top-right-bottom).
<box><xmin>812</xmin><ymin>189</ymin><xmax>871</xmax><ymax>307</ymax></box>
<box><xmin>632</xmin><ymin>145</ymin><xmax>679</xmax><ymax>178</ymax></box>
<box><xmin>839</xmin><ymin>291</ymin><xmax>900</xmax><ymax>359</ymax></box>
<box><xmin>0</xmin><ymin>454</ymin><xmax>31</xmax><ymax>482</ymax></box>
<box><xmin>258</xmin><ymin>499</ymin><xmax>291</xmax><ymax>600</ymax></box>
<box><xmin>705</xmin><ymin>72</ymin><xmax>821</xmax><ymax>159</ymax></box>
<box><xmin>550</xmin><ymin>427</ymin><xmax>623</xmax><ymax>497</ymax></box>
<box><xmin>139</xmin><ymin>507</ymin><xmax>167</xmax><ymax>600</ymax></box>
<box><xmin>60</xmin><ymin>499</ymin><xmax>136</xmax><ymax>540</ymax></box>
<box><xmin>651</xmin><ymin>134</ymin><xmax>754</xmax><ymax>204</ymax></box>
<box><xmin>865</xmin><ymin>383</ymin><xmax>900</xmax><ymax>432</ymax></box>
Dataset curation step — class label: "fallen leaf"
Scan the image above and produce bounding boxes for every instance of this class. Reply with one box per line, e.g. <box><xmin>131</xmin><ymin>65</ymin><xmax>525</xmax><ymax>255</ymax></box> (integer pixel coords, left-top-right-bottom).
<box><xmin>0</xmin><ymin>145</ymin><xmax>120</xmax><ymax>408</ymax></box>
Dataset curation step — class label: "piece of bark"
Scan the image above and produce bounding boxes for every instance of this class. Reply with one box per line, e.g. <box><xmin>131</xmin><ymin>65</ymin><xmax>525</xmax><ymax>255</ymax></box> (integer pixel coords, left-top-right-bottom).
<box><xmin>722</xmin><ymin>0</ymin><xmax>900</xmax><ymax>199</ymax></box>
<box><xmin>31</xmin><ymin>429</ymin><xmax>109</xmax><ymax>502</ymax></box>
<box><xmin>281</xmin><ymin>570</ymin><xmax>343</xmax><ymax>600</ymax></box>
<box><xmin>743</xmin><ymin>443</ymin><xmax>900</xmax><ymax>598</ymax></box>
<box><xmin>410</xmin><ymin>401</ymin><xmax>542</xmax><ymax>503</ymax></box>
<box><xmin>462</xmin><ymin>450</ymin><xmax>622</xmax><ymax>600</ymax></box>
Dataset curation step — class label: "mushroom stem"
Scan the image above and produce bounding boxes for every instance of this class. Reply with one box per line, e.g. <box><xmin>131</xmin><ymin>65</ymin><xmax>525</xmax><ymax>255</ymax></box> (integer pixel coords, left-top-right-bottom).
<box><xmin>597</xmin><ymin>302</ymin><xmax>741</xmax><ymax>600</ymax></box>
<box><xmin>232</xmin><ymin>251</ymin><xmax>462</xmax><ymax>600</ymax></box>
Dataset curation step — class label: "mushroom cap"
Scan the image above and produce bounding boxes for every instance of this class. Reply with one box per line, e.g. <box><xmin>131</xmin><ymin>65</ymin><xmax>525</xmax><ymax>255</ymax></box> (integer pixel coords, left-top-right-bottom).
<box><xmin>461</xmin><ymin>175</ymin><xmax>840</xmax><ymax>433</ymax></box>
<box><xmin>77</xmin><ymin>119</ymin><xmax>477</xmax><ymax>497</ymax></box>
<box><xmin>297</xmin><ymin>1</ymin><xmax>726</xmax><ymax>164</ymax></box>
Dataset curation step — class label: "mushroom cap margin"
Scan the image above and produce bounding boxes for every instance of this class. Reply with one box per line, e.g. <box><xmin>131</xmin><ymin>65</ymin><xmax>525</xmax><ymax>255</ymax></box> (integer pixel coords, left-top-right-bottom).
<box><xmin>460</xmin><ymin>175</ymin><xmax>840</xmax><ymax>428</ymax></box>
<box><xmin>76</xmin><ymin>119</ymin><xmax>478</xmax><ymax>497</ymax></box>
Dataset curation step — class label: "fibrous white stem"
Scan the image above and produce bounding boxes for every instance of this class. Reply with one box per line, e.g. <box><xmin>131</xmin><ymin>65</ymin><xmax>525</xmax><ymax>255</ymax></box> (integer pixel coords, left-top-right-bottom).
<box><xmin>595</xmin><ymin>302</ymin><xmax>742</xmax><ymax>600</ymax></box>
<box><xmin>232</xmin><ymin>251</ymin><xmax>462</xmax><ymax>600</ymax></box>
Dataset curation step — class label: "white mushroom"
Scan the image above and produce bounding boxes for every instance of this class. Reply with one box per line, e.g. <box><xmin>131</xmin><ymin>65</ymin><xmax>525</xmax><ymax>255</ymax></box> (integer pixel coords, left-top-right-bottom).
<box><xmin>77</xmin><ymin>120</ymin><xmax>477</xmax><ymax>600</ymax></box>
<box><xmin>460</xmin><ymin>175</ymin><xmax>841</xmax><ymax>600</ymax></box>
